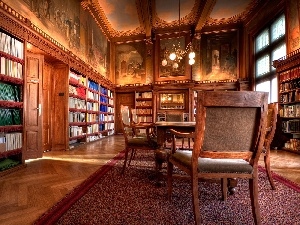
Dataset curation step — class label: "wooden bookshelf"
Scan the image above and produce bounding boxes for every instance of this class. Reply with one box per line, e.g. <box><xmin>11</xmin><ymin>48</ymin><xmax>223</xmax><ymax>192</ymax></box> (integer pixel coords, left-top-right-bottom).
<box><xmin>0</xmin><ymin>29</ymin><xmax>24</xmax><ymax>174</ymax></box>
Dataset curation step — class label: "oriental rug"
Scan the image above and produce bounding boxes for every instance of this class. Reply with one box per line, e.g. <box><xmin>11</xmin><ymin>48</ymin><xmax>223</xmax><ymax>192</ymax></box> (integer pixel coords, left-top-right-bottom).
<box><xmin>35</xmin><ymin>150</ymin><xmax>300</xmax><ymax>225</ymax></box>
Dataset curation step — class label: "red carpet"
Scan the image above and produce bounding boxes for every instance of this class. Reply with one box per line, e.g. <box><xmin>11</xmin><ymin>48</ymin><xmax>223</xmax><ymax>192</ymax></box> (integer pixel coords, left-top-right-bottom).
<box><xmin>35</xmin><ymin>150</ymin><xmax>300</xmax><ymax>225</ymax></box>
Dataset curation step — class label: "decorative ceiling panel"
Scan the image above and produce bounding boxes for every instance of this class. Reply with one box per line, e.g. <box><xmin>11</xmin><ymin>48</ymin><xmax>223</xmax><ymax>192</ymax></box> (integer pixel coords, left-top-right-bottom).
<box><xmin>86</xmin><ymin>0</ymin><xmax>259</xmax><ymax>40</ymax></box>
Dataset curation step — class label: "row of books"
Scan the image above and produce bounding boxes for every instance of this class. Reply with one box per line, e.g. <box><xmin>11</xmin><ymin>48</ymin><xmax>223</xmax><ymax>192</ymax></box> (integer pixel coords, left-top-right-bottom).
<box><xmin>282</xmin><ymin>120</ymin><xmax>300</xmax><ymax>133</ymax></box>
<box><xmin>69</xmin><ymin>71</ymin><xmax>87</xmax><ymax>86</ymax></box>
<box><xmin>284</xmin><ymin>138</ymin><xmax>300</xmax><ymax>151</ymax></box>
<box><xmin>99</xmin><ymin>123</ymin><xmax>114</xmax><ymax>131</ymax></box>
<box><xmin>279</xmin><ymin>80</ymin><xmax>300</xmax><ymax>92</ymax></box>
<box><xmin>69</xmin><ymin>126</ymin><xmax>85</xmax><ymax>138</ymax></box>
<box><xmin>135</xmin><ymin>108</ymin><xmax>152</xmax><ymax>114</ymax></box>
<box><xmin>0</xmin><ymin>132</ymin><xmax>22</xmax><ymax>151</ymax></box>
<box><xmin>279</xmin><ymin>91</ymin><xmax>300</xmax><ymax>103</ymax></box>
<box><xmin>279</xmin><ymin>67</ymin><xmax>300</xmax><ymax>82</ymax></box>
<box><xmin>280</xmin><ymin>104</ymin><xmax>300</xmax><ymax>118</ymax></box>
<box><xmin>135</xmin><ymin>116</ymin><xmax>152</xmax><ymax>123</ymax></box>
<box><xmin>136</xmin><ymin>101</ymin><xmax>152</xmax><ymax>106</ymax></box>
<box><xmin>87</xmin><ymin>124</ymin><xmax>99</xmax><ymax>134</ymax></box>
<box><xmin>87</xmin><ymin>90</ymin><xmax>99</xmax><ymax>101</ymax></box>
<box><xmin>99</xmin><ymin>114</ymin><xmax>114</xmax><ymax>122</ymax></box>
<box><xmin>86</xmin><ymin>113</ymin><xmax>98</xmax><ymax>122</ymax></box>
<box><xmin>0</xmin><ymin>31</ymin><xmax>23</xmax><ymax>59</ymax></box>
<box><xmin>69</xmin><ymin>97</ymin><xmax>86</xmax><ymax>109</ymax></box>
<box><xmin>0</xmin><ymin>57</ymin><xmax>23</xmax><ymax>79</ymax></box>
<box><xmin>0</xmin><ymin>82</ymin><xmax>20</xmax><ymax>102</ymax></box>
<box><xmin>88</xmin><ymin>79</ymin><xmax>99</xmax><ymax>91</ymax></box>
<box><xmin>69</xmin><ymin>112</ymin><xmax>85</xmax><ymax>123</ymax></box>
<box><xmin>87</xmin><ymin>102</ymin><xmax>99</xmax><ymax>111</ymax></box>
<box><xmin>69</xmin><ymin>85</ymin><xmax>86</xmax><ymax>98</ymax></box>
<box><xmin>135</xmin><ymin>92</ymin><xmax>152</xmax><ymax>98</ymax></box>
<box><xmin>99</xmin><ymin>104</ymin><xmax>114</xmax><ymax>113</ymax></box>
<box><xmin>0</xmin><ymin>109</ymin><xmax>22</xmax><ymax>126</ymax></box>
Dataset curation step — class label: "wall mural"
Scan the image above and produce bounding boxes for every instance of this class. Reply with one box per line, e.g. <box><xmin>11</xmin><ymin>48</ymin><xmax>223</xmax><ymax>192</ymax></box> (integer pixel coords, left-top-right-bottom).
<box><xmin>115</xmin><ymin>42</ymin><xmax>146</xmax><ymax>85</ymax></box>
<box><xmin>201</xmin><ymin>32</ymin><xmax>238</xmax><ymax>81</ymax></box>
<box><xmin>287</xmin><ymin>0</ymin><xmax>300</xmax><ymax>53</ymax></box>
<box><xmin>5</xmin><ymin>0</ymin><xmax>107</xmax><ymax>77</ymax></box>
<box><xmin>159</xmin><ymin>37</ymin><xmax>185</xmax><ymax>77</ymax></box>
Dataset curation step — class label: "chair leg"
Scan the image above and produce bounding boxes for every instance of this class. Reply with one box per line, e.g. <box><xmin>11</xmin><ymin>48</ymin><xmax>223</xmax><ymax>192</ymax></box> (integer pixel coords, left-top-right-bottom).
<box><xmin>221</xmin><ymin>178</ymin><xmax>228</xmax><ymax>201</ymax></box>
<box><xmin>191</xmin><ymin>170</ymin><xmax>201</xmax><ymax>225</ymax></box>
<box><xmin>249</xmin><ymin>176</ymin><xmax>262</xmax><ymax>225</ymax></box>
<box><xmin>128</xmin><ymin>149</ymin><xmax>136</xmax><ymax>167</ymax></box>
<box><xmin>122</xmin><ymin>147</ymin><xmax>130</xmax><ymax>174</ymax></box>
<box><xmin>264</xmin><ymin>150</ymin><xmax>276</xmax><ymax>190</ymax></box>
<box><xmin>167</xmin><ymin>161</ymin><xmax>174</xmax><ymax>200</ymax></box>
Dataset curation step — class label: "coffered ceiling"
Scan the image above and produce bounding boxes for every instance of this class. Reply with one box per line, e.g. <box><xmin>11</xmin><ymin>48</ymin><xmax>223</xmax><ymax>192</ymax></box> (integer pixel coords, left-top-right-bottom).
<box><xmin>81</xmin><ymin>0</ymin><xmax>260</xmax><ymax>41</ymax></box>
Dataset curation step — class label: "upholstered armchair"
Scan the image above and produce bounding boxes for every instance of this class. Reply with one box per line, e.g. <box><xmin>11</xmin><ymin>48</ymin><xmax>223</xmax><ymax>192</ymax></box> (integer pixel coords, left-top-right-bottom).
<box><xmin>121</xmin><ymin>106</ymin><xmax>158</xmax><ymax>174</ymax></box>
<box><xmin>167</xmin><ymin>91</ymin><xmax>268</xmax><ymax>225</ymax></box>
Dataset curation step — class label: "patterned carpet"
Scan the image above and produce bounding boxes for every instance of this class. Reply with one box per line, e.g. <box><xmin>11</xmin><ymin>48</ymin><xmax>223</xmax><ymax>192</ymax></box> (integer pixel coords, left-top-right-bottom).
<box><xmin>35</xmin><ymin>150</ymin><xmax>300</xmax><ymax>225</ymax></box>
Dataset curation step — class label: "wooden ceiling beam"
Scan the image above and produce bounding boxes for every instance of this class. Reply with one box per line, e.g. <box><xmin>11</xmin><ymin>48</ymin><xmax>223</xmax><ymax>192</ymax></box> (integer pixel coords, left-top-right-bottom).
<box><xmin>136</xmin><ymin>0</ymin><xmax>153</xmax><ymax>37</ymax></box>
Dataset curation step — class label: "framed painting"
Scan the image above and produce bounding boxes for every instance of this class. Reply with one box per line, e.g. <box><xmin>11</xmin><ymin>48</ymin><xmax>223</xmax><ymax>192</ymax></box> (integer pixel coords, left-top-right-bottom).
<box><xmin>155</xmin><ymin>34</ymin><xmax>192</xmax><ymax>82</ymax></box>
<box><xmin>200</xmin><ymin>31</ymin><xmax>238</xmax><ymax>81</ymax></box>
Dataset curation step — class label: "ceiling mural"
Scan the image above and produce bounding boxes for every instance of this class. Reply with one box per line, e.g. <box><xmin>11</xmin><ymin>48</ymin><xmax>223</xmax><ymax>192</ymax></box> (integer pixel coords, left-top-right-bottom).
<box><xmin>84</xmin><ymin>0</ymin><xmax>259</xmax><ymax>39</ymax></box>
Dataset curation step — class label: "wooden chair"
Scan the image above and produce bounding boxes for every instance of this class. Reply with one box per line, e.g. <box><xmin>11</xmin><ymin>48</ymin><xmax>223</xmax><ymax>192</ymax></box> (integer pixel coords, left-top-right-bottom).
<box><xmin>165</xmin><ymin>112</ymin><xmax>191</xmax><ymax>149</ymax></box>
<box><xmin>121</xmin><ymin>106</ymin><xmax>158</xmax><ymax>174</ymax></box>
<box><xmin>167</xmin><ymin>91</ymin><xmax>268</xmax><ymax>225</ymax></box>
<box><xmin>262</xmin><ymin>102</ymin><xmax>278</xmax><ymax>190</ymax></box>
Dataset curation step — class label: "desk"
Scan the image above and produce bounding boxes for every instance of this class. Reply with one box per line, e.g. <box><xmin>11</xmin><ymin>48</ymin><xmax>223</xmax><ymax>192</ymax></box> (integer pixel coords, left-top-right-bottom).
<box><xmin>155</xmin><ymin>121</ymin><xmax>196</xmax><ymax>147</ymax></box>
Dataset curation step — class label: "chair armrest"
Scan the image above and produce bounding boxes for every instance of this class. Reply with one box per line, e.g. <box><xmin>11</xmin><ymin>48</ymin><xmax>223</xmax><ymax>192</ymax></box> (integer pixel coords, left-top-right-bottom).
<box><xmin>169</xmin><ymin>129</ymin><xmax>194</xmax><ymax>153</ymax></box>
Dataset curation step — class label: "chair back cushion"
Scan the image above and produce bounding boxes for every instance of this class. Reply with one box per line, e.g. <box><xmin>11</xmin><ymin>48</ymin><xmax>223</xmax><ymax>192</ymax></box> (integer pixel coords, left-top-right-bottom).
<box><xmin>193</xmin><ymin>91</ymin><xmax>268</xmax><ymax>163</ymax></box>
<box><xmin>203</xmin><ymin>107</ymin><xmax>258</xmax><ymax>152</ymax></box>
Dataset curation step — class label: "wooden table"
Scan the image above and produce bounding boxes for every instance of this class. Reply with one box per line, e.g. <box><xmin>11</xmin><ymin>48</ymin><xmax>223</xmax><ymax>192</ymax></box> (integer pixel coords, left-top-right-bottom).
<box><xmin>155</xmin><ymin>121</ymin><xmax>196</xmax><ymax>147</ymax></box>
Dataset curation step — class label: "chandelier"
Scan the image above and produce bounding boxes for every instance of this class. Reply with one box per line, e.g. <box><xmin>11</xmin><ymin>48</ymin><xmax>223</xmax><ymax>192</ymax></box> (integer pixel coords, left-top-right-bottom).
<box><xmin>161</xmin><ymin>0</ymin><xmax>195</xmax><ymax>68</ymax></box>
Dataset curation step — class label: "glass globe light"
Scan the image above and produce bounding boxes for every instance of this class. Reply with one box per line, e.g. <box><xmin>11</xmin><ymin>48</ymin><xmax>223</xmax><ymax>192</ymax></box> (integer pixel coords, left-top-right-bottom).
<box><xmin>162</xmin><ymin>59</ymin><xmax>167</xmax><ymax>66</ymax></box>
<box><xmin>173</xmin><ymin>62</ymin><xmax>178</xmax><ymax>68</ymax></box>
<box><xmin>189</xmin><ymin>51</ymin><xmax>195</xmax><ymax>59</ymax></box>
<box><xmin>189</xmin><ymin>58</ymin><xmax>195</xmax><ymax>65</ymax></box>
<box><xmin>169</xmin><ymin>52</ymin><xmax>176</xmax><ymax>61</ymax></box>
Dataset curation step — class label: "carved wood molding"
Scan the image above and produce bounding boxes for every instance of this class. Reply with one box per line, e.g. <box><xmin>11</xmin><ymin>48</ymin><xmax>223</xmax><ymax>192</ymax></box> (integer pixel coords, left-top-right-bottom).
<box><xmin>203</xmin><ymin>0</ymin><xmax>260</xmax><ymax>27</ymax></box>
<box><xmin>0</xmin><ymin>1</ymin><xmax>114</xmax><ymax>90</ymax></box>
<box><xmin>82</xmin><ymin>0</ymin><xmax>145</xmax><ymax>40</ymax></box>
<box><xmin>273</xmin><ymin>48</ymin><xmax>300</xmax><ymax>72</ymax></box>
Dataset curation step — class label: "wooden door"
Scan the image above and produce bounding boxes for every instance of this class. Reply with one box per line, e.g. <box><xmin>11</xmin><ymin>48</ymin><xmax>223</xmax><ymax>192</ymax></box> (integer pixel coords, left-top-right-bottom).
<box><xmin>23</xmin><ymin>53</ymin><xmax>43</xmax><ymax>160</ymax></box>
<box><xmin>115</xmin><ymin>92</ymin><xmax>135</xmax><ymax>134</ymax></box>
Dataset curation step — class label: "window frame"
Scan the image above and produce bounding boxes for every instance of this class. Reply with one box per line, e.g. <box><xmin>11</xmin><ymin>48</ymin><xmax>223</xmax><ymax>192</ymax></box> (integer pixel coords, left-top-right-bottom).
<box><xmin>254</xmin><ymin>13</ymin><xmax>286</xmax><ymax>103</ymax></box>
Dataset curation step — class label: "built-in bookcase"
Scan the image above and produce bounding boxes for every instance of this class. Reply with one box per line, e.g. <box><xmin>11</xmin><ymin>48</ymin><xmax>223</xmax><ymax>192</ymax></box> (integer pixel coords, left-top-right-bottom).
<box><xmin>134</xmin><ymin>91</ymin><xmax>153</xmax><ymax>123</ymax></box>
<box><xmin>0</xmin><ymin>29</ymin><xmax>25</xmax><ymax>175</ymax></box>
<box><xmin>275</xmin><ymin>49</ymin><xmax>300</xmax><ymax>154</ymax></box>
<box><xmin>68</xmin><ymin>70</ymin><xmax>87</xmax><ymax>146</ymax></box>
<box><xmin>86</xmin><ymin>79</ymin><xmax>99</xmax><ymax>142</ymax></box>
<box><xmin>68</xmin><ymin>70</ymin><xmax>114</xmax><ymax>147</ymax></box>
<box><xmin>99</xmin><ymin>86</ymin><xmax>114</xmax><ymax>137</ymax></box>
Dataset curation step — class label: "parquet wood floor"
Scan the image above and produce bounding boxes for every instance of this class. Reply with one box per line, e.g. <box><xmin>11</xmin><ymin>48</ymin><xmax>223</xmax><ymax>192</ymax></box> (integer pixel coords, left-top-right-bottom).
<box><xmin>0</xmin><ymin>134</ymin><xmax>299</xmax><ymax>225</ymax></box>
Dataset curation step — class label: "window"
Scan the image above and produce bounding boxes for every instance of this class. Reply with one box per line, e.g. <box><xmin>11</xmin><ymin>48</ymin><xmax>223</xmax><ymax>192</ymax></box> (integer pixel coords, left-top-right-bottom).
<box><xmin>254</xmin><ymin>14</ymin><xmax>286</xmax><ymax>103</ymax></box>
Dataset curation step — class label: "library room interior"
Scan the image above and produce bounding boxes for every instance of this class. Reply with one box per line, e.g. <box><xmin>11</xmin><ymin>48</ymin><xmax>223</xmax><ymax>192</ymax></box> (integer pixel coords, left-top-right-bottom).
<box><xmin>0</xmin><ymin>0</ymin><xmax>299</xmax><ymax>224</ymax></box>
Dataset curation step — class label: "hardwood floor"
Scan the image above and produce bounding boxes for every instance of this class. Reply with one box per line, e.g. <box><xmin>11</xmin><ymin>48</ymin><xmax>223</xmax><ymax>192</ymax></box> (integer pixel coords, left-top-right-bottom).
<box><xmin>0</xmin><ymin>134</ymin><xmax>299</xmax><ymax>225</ymax></box>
